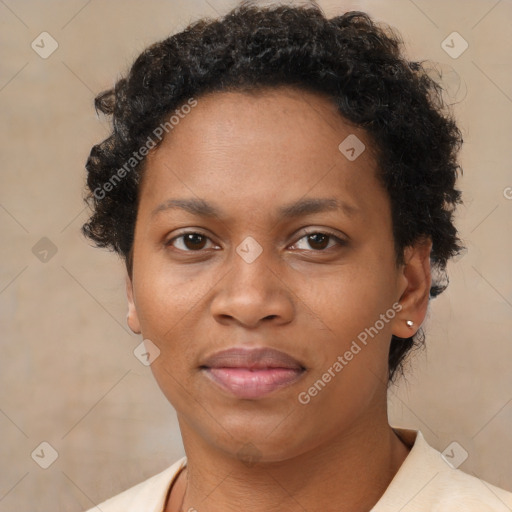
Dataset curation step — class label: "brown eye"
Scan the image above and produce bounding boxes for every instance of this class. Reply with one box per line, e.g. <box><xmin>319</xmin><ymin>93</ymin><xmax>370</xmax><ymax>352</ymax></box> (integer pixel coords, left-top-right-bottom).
<box><xmin>167</xmin><ymin>232</ymin><xmax>214</xmax><ymax>251</ymax></box>
<box><xmin>306</xmin><ymin>233</ymin><xmax>330</xmax><ymax>250</ymax></box>
<box><xmin>293</xmin><ymin>231</ymin><xmax>346</xmax><ymax>251</ymax></box>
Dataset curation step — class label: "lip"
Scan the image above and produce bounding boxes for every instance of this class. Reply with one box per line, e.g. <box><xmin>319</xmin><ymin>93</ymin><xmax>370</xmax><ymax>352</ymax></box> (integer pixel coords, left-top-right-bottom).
<box><xmin>200</xmin><ymin>347</ymin><xmax>306</xmax><ymax>399</ymax></box>
<box><xmin>201</xmin><ymin>347</ymin><xmax>305</xmax><ymax>370</ymax></box>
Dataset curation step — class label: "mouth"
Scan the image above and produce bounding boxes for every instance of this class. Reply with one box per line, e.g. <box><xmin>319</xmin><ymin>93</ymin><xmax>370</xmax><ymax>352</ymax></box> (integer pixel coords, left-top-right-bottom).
<box><xmin>199</xmin><ymin>347</ymin><xmax>306</xmax><ymax>399</ymax></box>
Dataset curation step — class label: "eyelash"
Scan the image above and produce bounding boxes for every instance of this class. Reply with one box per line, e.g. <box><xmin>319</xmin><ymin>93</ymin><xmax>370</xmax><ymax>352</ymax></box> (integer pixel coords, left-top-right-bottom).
<box><xmin>165</xmin><ymin>229</ymin><xmax>347</xmax><ymax>253</ymax></box>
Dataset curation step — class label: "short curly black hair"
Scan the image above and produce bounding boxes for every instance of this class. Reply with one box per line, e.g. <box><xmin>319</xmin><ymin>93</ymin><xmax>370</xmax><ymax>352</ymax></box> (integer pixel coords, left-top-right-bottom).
<box><xmin>82</xmin><ymin>0</ymin><xmax>464</xmax><ymax>384</ymax></box>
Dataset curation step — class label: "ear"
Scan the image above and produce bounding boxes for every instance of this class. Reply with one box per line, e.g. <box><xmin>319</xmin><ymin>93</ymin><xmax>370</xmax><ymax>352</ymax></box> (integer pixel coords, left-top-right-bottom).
<box><xmin>125</xmin><ymin>273</ymin><xmax>141</xmax><ymax>335</ymax></box>
<box><xmin>392</xmin><ymin>237</ymin><xmax>432</xmax><ymax>338</ymax></box>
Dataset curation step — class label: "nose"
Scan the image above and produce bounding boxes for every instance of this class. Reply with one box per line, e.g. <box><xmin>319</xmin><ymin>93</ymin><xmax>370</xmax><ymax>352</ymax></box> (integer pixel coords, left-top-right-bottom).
<box><xmin>210</xmin><ymin>246</ymin><xmax>294</xmax><ymax>329</ymax></box>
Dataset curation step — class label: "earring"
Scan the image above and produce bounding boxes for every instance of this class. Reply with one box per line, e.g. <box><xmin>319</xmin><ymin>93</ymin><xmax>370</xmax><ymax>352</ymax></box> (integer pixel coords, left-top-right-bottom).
<box><xmin>406</xmin><ymin>320</ymin><xmax>414</xmax><ymax>328</ymax></box>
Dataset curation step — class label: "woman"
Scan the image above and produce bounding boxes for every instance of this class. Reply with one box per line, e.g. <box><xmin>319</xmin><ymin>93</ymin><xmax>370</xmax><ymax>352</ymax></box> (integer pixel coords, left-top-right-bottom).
<box><xmin>81</xmin><ymin>2</ymin><xmax>512</xmax><ymax>511</ymax></box>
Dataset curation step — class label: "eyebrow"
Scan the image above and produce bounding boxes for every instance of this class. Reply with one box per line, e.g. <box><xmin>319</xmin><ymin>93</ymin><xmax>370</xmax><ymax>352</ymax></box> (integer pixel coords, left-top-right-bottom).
<box><xmin>151</xmin><ymin>197</ymin><xmax>359</xmax><ymax>220</ymax></box>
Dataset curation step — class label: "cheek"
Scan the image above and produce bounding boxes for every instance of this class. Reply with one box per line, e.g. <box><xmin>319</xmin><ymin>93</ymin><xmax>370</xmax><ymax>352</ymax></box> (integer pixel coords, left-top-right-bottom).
<box><xmin>133</xmin><ymin>251</ymin><xmax>205</xmax><ymax>333</ymax></box>
<box><xmin>297</xmin><ymin>264</ymin><xmax>398</xmax><ymax>403</ymax></box>
<box><xmin>295</xmin><ymin>271</ymin><xmax>395</xmax><ymax>416</ymax></box>
<box><xmin>133</xmin><ymin>262</ymin><xmax>207</xmax><ymax>405</ymax></box>
<box><xmin>132</xmin><ymin>253</ymin><xmax>230</xmax><ymax>381</ymax></box>
<box><xmin>305</xmin><ymin>264</ymin><xmax>396</xmax><ymax>341</ymax></box>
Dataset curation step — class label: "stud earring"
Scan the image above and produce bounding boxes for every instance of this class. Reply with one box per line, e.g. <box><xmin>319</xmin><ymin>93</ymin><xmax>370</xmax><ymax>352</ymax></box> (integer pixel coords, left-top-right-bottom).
<box><xmin>406</xmin><ymin>320</ymin><xmax>414</xmax><ymax>328</ymax></box>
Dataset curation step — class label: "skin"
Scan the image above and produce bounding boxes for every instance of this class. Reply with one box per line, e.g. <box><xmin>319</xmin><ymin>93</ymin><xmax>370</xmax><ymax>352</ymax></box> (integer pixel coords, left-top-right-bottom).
<box><xmin>125</xmin><ymin>86</ymin><xmax>432</xmax><ymax>512</ymax></box>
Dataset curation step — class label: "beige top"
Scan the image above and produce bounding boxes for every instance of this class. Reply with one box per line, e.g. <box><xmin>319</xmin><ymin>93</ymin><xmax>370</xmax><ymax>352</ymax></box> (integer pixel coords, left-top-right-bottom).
<box><xmin>85</xmin><ymin>428</ymin><xmax>512</xmax><ymax>511</ymax></box>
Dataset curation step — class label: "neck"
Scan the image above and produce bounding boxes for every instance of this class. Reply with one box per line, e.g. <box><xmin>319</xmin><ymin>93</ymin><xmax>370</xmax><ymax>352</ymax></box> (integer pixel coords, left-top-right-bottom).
<box><xmin>173</xmin><ymin>412</ymin><xmax>410</xmax><ymax>512</ymax></box>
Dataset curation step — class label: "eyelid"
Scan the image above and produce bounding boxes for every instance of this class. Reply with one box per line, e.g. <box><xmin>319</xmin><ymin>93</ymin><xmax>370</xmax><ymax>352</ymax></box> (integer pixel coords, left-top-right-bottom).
<box><xmin>294</xmin><ymin>227</ymin><xmax>347</xmax><ymax>240</ymax></box>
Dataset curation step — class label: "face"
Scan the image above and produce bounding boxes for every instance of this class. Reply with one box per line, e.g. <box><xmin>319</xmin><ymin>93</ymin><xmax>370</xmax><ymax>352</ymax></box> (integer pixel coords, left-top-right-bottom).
<box><xmin>126</xmin><ymin>87</ymin><xmax>431</xmax><ymax>462</ymax></box>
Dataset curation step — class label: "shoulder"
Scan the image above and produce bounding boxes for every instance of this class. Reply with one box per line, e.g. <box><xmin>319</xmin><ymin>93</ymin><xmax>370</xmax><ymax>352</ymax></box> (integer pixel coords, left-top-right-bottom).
<box><xmin>427</xmin><ymin>468</ymin><xmax>512</xmax><ymax>511</ymax></box>
<box><xmin>373</xmin><ymin>428</ymin><xmax>512</xmax><ymax>512</ymax></box>
<box><xmin>83</xmin><ymin>456</ymin><xmax>187</xmax><ymax>512</ymax></box>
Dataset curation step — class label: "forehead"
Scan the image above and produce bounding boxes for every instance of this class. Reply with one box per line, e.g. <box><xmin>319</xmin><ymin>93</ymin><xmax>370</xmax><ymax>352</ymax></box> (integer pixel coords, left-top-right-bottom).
<box><xmin>163</xmin><ymin>86</ymin><xmax>358</xmax><ymax>152</ymax></box>
<box><xmin>139</xmin><ymin>87</ymin><xmax>386</xmax><ymax>221</ymax></box>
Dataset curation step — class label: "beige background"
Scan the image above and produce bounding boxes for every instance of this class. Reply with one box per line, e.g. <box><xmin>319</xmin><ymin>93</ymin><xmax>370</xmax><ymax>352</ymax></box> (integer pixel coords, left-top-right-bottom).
<box><xmin>1</xmin><ymin>0</ymin><xmax>511</xmax><ymax>510</ymax></box>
